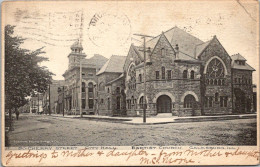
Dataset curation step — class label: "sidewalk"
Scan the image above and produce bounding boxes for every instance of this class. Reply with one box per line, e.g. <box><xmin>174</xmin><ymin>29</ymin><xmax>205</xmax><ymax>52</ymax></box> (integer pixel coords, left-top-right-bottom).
<box><xmin>50</xmin><ymin>113</ymin><xmax>257</xmax><ymax>125</ymax></box>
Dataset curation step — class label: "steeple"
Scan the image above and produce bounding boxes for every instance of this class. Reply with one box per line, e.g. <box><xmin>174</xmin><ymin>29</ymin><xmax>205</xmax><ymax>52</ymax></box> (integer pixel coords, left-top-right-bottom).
<box><xmin>68</xmin><ymin>39</ymin><xmax>86</xmax><ymax>69</ymax></box>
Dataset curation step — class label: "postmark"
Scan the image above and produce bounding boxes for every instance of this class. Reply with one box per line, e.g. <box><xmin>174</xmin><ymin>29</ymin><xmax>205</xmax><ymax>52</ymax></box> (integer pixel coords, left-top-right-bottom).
<box><xmin>87</xmin><ymin>11</ymin><xmax>131</xmax><ymax>47</ymax></box>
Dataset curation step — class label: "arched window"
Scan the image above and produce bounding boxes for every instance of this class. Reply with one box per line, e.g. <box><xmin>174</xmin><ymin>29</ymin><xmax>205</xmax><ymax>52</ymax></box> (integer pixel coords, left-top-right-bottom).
<box><xmin>215</xmin><ymin>92</ymin><xmax>219</xmax><ymax>102</ymax></box>
<box><xmin>116</xmin><ymin>97</ymin><xmax>121</xmax><ymax>109</ymax></box>
<box><xmin>116</xmin><ymin>87</ymin><xmax>120</xmax><ymax>94</ymax></box>
<box><xmin>162</xmin><ymin>67</ymin><xmax>165</xmax><ymax>79</ymax></box>
<box><xmin>108</xmin><ymin>98</ymin><xmax>110</xmax><ymax>110</ymax></box>
<box><xmin>190</xmin><ymin>70</ymin><xmax>195</xmax><ymax>79</ymax></box>
<box><xmin>128</xmin><ymin>64</ymin><xmax>136</xmax><ymax>90</ymax></box>
<box><xmin>139</xmin><ymin>96</ymin><xmax>147</xmax><ymax>109</ymax></box>
<box><xmin>161</xmin><ymin>48</ymin><xmax>165</xmax><ymax>57</ymax></box>
<box><xmin>210</xmin><ymin>79</ymin><xmax>213</xmax><ymax>85</ymax></box>
<box><xmin>139</xmin><ymin>74</ymin><xmax>142</xmax><ymax>82</ymax></box>
<box><xmin>184</xmin><ymin>94</ymin><xmax>196</xmax><ymax>108</ymax></box>
<box><xmin>88</xmin><ymin>82</ymin><xmax>93</xmax><ymax>92</ymax></box>
<box><xmin>82</xmin><ymin>82</ymin><xmax>86</xmax><ymax>92</ymax></box>
<box><xmin>99</xmin><ymin>82</ymin><xmax>105</xmax><ymax>91</ymax></box>
<box><xmin>218</xmin><ymin>79</ymin><xmax>221</xmax><ymax>85</ymax></box>
<box><xmin>206</xmin><ymin>58</ymin><xmax>225</xmax><ymax>78</ymax></box>
<box><xmin>107</xmin><ymin>87</ymin><xmax>110</xmax><ymax>93</ymax></box>
<box><xmin>183</xmin><ymin>70</ymin><xmax>188</xmax><ymax>79</ymax></box>
<box><xmin>214</xmin><ymin>79</ymin><xmax>218</xmax><ymax>85</ymax></box>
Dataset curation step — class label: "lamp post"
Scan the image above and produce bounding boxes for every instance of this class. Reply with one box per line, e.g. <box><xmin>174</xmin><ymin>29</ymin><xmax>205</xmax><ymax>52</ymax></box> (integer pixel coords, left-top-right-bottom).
<box><xmin>79</xmin><ymin>57</ymin><xmax>83</xmax><ymax>117</ymax></box>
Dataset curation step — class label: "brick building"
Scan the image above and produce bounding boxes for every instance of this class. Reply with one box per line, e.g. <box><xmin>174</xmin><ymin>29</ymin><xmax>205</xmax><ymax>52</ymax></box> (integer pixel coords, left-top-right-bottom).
<box><xmin>61</xmin><ymin>27</ymin><xmax>255</xmax><ymax>117</ymax></box>
<box><xmin>96</xmin><ymin>55</ymin><xmax>126</xmax><ymax>116</ymax></box>
<box><xmin>122</xmin><ymin>26</ymin><xmax>255</xmax><ymax>116</ymax></box>
<box><xmin>42</xmin><ymin>80</ymin><xmax>65</xmax><ymax>114</ymax></box>
<box><xmin>61</xmin><ymin>40</ymin><xmax>107</xmax><ymax>115</ymax></box>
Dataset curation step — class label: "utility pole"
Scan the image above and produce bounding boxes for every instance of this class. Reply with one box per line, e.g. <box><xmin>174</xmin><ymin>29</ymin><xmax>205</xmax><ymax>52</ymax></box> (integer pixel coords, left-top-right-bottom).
<box><xmin>79</xmin><ymin>10</ymin><xmax>84</xmax><ymax>118</ymax></box>
<box><xmin>63</xmin><ymin>86</ymin><xmax>65</xmax><ymax>117</ymax></box>
<box><xmin>49</xmin><ymin>84</ymin><xmax>51</xmax><ymax>115</ymax></box>
<box><xmin>38</xmin><ymin>93</ymin><xmax>40</xmax><ymax>114</ymax></box>
<box><xmin>133</xmin><ymin>33</ymin><xmax>154</xmax><ymax>123</ymax></box>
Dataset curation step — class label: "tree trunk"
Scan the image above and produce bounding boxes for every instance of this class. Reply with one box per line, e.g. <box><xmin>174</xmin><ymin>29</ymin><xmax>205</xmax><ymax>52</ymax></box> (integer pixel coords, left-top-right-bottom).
<box><xmin>9</xmin><ymin>108</ymin><xmax>13</xmax><ymax>131</ymax></box>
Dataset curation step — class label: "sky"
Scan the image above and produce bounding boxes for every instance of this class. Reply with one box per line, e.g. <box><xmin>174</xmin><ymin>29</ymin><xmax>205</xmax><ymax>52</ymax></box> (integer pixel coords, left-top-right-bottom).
<box><xmin>2</xmin><ymin>1</ymin><xmax>259</xmax><ymax>84</ymax></box>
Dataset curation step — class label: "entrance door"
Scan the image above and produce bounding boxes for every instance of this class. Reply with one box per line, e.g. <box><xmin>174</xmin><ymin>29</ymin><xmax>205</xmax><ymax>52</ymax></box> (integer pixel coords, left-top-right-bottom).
<box><xmin>234</xmin><ymin>88</ymin><xmax>246</xmax><ymax>113</ymax></box>
<box><xmin>156</xmin><ymin>95</ymin><xmax>172</xmax><ymax>113</ymax></box>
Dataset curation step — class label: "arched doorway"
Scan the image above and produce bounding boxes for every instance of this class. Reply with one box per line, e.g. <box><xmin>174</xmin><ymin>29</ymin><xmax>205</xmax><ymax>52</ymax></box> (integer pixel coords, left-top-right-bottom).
<box><xmin>234</xmin><ymin>88</ymin><xmax>246</xmax><ymax>113</ymax></box>
<box><xmin>156</xmin><ymin>95</ymin><xmax>172</xmax><ymax>113</ymax></box>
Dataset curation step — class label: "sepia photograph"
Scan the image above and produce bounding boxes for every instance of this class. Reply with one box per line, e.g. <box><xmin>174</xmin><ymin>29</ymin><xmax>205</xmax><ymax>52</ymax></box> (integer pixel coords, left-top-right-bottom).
<box><xmin>1</xmin><ymin>0</ymin><xmax>259</xmax><ymax>166</ymax></box>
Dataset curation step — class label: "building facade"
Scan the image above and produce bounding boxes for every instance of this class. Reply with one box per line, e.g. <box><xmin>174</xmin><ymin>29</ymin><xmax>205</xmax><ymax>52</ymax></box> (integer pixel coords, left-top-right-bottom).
<box><xmin>61</xmin><ymin>40</ymin><xmax>107</xmax><ymax>115</ymax></box>
<box><xmin>60</xmin><ymin>27</ymin><xmax>255</xmax><ymax>117</ymax></box>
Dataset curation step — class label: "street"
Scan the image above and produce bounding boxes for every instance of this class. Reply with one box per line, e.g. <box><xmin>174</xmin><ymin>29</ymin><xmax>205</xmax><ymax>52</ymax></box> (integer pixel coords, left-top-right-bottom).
<box><xmin>7</xmin><ymin>114</ymin><xmax>257</xmax><ymax>146</ymax></box>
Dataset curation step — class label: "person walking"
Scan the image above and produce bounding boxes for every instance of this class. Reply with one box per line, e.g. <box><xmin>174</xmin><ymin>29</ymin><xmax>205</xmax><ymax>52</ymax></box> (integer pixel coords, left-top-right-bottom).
<box><xmin>15</xmin><ymin>110</ymin><xmax>19</xmax><ymax>120</ymax></box>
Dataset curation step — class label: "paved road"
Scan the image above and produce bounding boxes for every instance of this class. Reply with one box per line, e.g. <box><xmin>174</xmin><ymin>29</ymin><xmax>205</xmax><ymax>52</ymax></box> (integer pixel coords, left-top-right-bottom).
<box><xmin>7</xmin><ymin>114</ymin><xmax>257</xmax><ymax>146</ymax></box>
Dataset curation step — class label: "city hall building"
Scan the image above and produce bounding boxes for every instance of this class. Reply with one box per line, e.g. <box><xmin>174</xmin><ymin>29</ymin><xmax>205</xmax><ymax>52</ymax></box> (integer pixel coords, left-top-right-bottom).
<box><xmin>60</xmin><ymin>26</ymin><xmax>255</xmax><ymax>117</ymax></box>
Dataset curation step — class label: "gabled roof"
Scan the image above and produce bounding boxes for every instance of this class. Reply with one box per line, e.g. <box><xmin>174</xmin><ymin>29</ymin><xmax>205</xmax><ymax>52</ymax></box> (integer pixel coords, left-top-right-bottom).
<box><xmin>231</xmin><ymin>53</ymin><xmax>247</xmax><ymax>61</ymax></box>
<box><xmin>145</xmin><ymin>26</ymin><xmax>203</xmax><ymax>57</ymax></box>
<box><xmin>97</xmin><ymin>55</ymin><xmax>126</xmax><ymax>75</ymax></box>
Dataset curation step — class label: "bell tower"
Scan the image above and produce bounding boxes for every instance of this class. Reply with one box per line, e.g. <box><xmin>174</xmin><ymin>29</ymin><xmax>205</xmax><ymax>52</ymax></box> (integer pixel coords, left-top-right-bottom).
<box><xmin>68</xmin><ymin>40</ymin><xmax>86</xmax><ymax>69</ymax></box>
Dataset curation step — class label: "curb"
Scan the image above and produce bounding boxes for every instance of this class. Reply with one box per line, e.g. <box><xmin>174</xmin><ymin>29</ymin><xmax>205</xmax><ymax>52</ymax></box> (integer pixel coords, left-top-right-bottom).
<box><xmin>48</xmin><ymin>114</ymin><xmax>256</xmax><ymax>125</ymax></box>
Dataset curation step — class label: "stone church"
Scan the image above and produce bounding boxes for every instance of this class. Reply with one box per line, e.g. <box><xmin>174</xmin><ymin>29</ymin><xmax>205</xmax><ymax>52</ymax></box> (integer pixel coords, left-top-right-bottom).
<box><xmin>60</xmin><ymin>26</ymin><xmax>255</xmax><ymax>117</ymax></box>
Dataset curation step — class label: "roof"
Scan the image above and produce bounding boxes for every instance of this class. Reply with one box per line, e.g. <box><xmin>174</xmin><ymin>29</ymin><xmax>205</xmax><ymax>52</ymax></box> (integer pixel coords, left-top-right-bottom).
<box><xmin>51</xmin><ymin>80</ymin><xmax>65</xmax><ymax>85</ymax></box>
<box><xmin>106</xmin><ymin>73</ymin><xmax>124</xmax><ymax>85</ymax></box>
<box><xmin>71</xmin><ymin>40</ymin><xmax>83</xmax><ymax>50</ymax></box>
<box><xmin>232</xmin><ymin>62</ymin><xmax>255</xmax><ymax>71</ymax></box>
<box><xmin>145</xmin><ymin>26</ymin><xmax>203</xmax><ymax>58</ymax></box>
<box><xmin>231</xmin><ymin>53</ymin><xmax>255</xmax><ymax>71</ymax></box>
<box><xmin>97</xmin><ymin>55</ymin><xmax>126</xmax><ymax>75</ymax></box>
<box><xmin>231</xmin><ymin>53</ymin><xmax>247</xmax><ymax>61</ymax></box>
<box><xmin>82</xmin><ymin>54</ymin><xmax>108</xmax><ymax>69</ymax></box>
<box><xmin>195</xmin><ymin>40</ymin><xmax>212</xmax><ymax>57</ymax></box>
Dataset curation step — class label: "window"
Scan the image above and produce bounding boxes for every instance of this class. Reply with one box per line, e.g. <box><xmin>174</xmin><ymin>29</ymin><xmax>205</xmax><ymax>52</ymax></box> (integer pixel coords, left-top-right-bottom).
<box><xmin>89</xmin><ymin>99</ymin><xmax>93</xmax><ymax>109</ymax></box>
<box><xmin>139</xmin><ymin>74</ymin><xmax>142</xmax><ymax>82</ymax></box>
<box><xmin>206</xmin><ymin>58</ymin><xmax>225</xmax><ymax>78</ymax></box>
<box><xmin>88</xmin><ymin>73</ymin><xmax>94</xmax><ymax>76</ymax></box>
<box><xmin>218</xmin><ymin>79</ymin><xmax>221</xmax><ymax>85</ymax></box>
<box><xmin>99</xmin><ymin>82</ymin><xmax>105</xmax><ymax>91</ymax></box>
<box><xmin>139</xmin><ymin>96</ymin><xmax>146</xmax><ymax>109</ymax></box>
<box><xmin>209</xmin><ymin>97</ymin><xmax>213</xmax><ymax>107</ymax></box>
<box><xmin>184</xmin><ymin>95</ymin><xmax>196</xmax><ymax>108</ymax></box>
<box><xmin>161</xmin><ymin>48</ymin><xmax>165</xmax><ymax>57</ymax></box>
<box><xmin>128</xmin><ymin>64</ymin><xmax>136</xmax><ymax>90</ymax></box>
<box><xmin>156</xmin><ymin>71</ymin><xmax>159</xmax><ymax>80</ymax></box>
<box><xmin>107</xmin><ymin>88</ymin><xmax>110</xmax><ymax>93</ymax></box>
<box><xmin>82</xmin><ymin>82</ymin><xmax>86</xmax><ymax>92</ymax></box>
<box><xmin>234</xmin><ymin>78</ymin><xmax>237</xmax><ymax>83</ymax></box>
<box><xmin>116</xmin><ymin>97</ymin><xmax>121</xmax><ymax>109</ymax></box>
<box><xmin>215</xmin><ymin>92</ymin><xmax>219</xmax><ymax>102</ymax></box>
<box><xmin>220</xmin><ymin>96</ymin><xmax>228</xmax><ymax>107</ymax></box>
<box><xmin>82</xmin><ymin>99</ymin><xmax>85</xmax><ymax>109</ymax></box>
<box><xmin>162</xmin><ymin>67</ymin><xmax>165</xmax><ymax>79</ymax></box>
<box><xmin>101</xmin><ymin>99</ymin><xmax>104</xmax><ymax>104</ymax></box>
<box><xmin>190</xmin><ymin>70</ymin><xmax>195</xmax><ymax>79</ymax></box>
<box><xmin>167</xmin><ymin>70</ymin><xmax>172</xmax><ymax>79</ymax></box>
<box><xmin>82</xmin><ymin>73</ymin><xmax>85</xmax><ymax>76</ymax></box>
<box><xmin>116</xmin><ymin>87</ymin><xmax>120</xmax><ymax>94</ymax></box>
<box><xmin>183</xmin><ymin>70</ymin><xmax>188</xmax><ymax>79</ymax></box>
<box><xmin>214</xmin><ymin>79</ymin><xmax>218</xmax><ymax>85</ymax></box>
<box><xmin>88</xmin><ymin>82</ymin><xmax>93</xmax><ymax>93</ymax></box>
<box><xmin>108</xmin><ymin>98</ymin><xmax>110</xmax><ymax>110</ymax></box>
<box><xmin>205</xmin><ymin>97</ymin><xmax>208</xmax><ymax>107</ymax></box>
<box><xmin>238</xmin><ymin>78</ymin><xmax>241</xmax><ymax>84</ymax></box>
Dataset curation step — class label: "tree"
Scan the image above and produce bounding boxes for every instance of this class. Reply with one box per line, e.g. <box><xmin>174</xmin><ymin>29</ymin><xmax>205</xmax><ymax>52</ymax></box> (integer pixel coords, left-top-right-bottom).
<box><xmin>5</xmin><ymin>25</ymin><xmax>53</xmax><ymax>129</ymax></box>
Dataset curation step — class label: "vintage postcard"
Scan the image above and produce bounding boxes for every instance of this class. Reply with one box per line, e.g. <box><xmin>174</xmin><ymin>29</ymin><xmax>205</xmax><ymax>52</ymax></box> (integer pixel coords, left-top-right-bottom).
<box><xmin>1</xmin><ymin>0</ymin><xmax>259</xmax><ymax>166</ymax></box>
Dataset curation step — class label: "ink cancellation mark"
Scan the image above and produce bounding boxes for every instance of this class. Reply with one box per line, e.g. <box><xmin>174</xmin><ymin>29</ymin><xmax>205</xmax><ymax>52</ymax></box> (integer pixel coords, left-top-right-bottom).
<box><xmin>87</xmin><ymin>11</ymin><xmax>132</xmax><ymax>47</ymax></box>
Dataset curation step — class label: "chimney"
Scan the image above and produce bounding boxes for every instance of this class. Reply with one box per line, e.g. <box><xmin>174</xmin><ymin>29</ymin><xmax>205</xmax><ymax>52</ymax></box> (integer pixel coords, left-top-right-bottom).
<box><xmin>175</xmin><ymin>44</ymin><xmax>179</xmax><ymax>59</ymax></box>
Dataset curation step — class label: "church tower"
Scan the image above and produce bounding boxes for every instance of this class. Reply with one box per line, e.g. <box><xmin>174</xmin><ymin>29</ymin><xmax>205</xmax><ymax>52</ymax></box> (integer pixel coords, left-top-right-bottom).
<box><xmin>68</xmin><ymin>40</ymin><xmax>86</xmax><ymax>69</ymax></box>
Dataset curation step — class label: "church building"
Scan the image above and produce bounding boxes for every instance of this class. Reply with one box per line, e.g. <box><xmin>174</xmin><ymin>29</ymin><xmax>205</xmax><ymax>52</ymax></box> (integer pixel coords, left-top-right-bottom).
<box><xmin>60</xmin><ymin>26</ymin><xmax>255</xmax><ymax>117</ymax></box>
